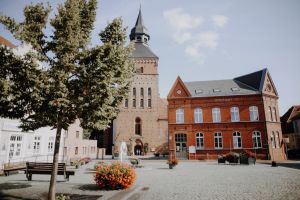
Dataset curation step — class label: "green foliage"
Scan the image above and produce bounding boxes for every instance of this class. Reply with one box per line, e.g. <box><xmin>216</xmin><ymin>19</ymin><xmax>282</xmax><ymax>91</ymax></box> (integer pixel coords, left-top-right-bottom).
<box><xmin>0</xmin><ymin>1</ymin><xmax>134</xmax><ymax>198</ymax></box>
<box><xmin>0</xmin><ymin>0</ymin><xmax>134</xmax><ymax>131</ymax></box>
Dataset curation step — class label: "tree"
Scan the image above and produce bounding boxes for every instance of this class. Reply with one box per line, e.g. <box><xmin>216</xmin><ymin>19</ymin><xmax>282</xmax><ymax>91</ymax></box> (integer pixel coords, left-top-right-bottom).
<box><xmin>0</xmin><ymin>0</ymin><xmax>134</xmax><ymax>199</ymax></box>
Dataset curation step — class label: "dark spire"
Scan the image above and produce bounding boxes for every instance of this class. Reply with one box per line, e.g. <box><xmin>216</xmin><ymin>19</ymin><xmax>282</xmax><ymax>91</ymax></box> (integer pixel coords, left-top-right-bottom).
<box><xmin>129</xmin><ymin>6</ymin><xmax>150</xmax><ymax>44</ymax></box>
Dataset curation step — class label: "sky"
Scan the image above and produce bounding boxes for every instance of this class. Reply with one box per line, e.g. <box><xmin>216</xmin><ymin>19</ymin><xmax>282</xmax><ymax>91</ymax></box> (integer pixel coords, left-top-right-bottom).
<box><xmin>0</xmin><ymin>0</ymin><xmax>299</xmax><ymax>115</ymax></box>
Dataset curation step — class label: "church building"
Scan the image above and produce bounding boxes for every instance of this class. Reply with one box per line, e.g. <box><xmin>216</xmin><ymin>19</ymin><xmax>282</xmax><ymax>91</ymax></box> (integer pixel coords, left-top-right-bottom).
<box><xmin>110</xmin><ymin>8</ymin><xmax>168</xmax><ymax>156</ymax></box>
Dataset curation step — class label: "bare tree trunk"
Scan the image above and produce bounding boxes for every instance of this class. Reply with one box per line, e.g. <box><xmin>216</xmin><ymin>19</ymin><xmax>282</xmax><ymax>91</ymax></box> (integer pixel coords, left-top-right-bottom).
<box><xmin>48</xmin><ymin>122</ymin><xmax>62</xmax><ymax>200</ymax></box>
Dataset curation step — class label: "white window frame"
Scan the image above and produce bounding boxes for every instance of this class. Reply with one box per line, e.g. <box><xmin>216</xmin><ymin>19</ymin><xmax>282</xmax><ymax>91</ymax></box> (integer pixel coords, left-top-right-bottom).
<box><xmin>252</xmin><ymin>131</ymin><xmax>262</xmax><ymax>148</ymax></box>
<box><xmin>249</xmin><ymin>106</ymin><xmax>259</xmax><ymax>121</ymax></box>
<box><xmin>231</xmin><ymin>107</ymin><xmax>240</xmax><ymax>122</ymax></box>
<box><xmin>9</xmin><ymin>135</ymin><xmax>23</xmax><ymax>158</ymax></box>
<box><xmin>33</xmin><ymin>136</ymin><xmax>41</xmax><ymax>154</ymax></box>
<box><xmin>196</xmin><ymin>133</ymin><xmax>204</xmax><ymax>149</ymax></box>
<box><xmin>212</xmin><ymin>108</ymin><xmax>221</xmax><ymax>123</ymax></box>
<box><xmin>233</xmin><ymin>131</ymin><xmax>242</xmax><ymax>149</ymax></box>
<box><xmin>176</xmin><ymin>108</ymin><xmax>184</xmax><ymax>124</ymax></box>
<box><xmin>194</xmin><ymin>108</ymin><xmax>203</xmax><ymax>123</ymax></box>
<box><xmin>214</xmin><ymin>132</ymin><xmax>223</xmax><ymax>149</ymax></box>
<box><xmin>48</xmin><ymin>137</ymin><xmax>55</xmax><ymax>153</ymax></box>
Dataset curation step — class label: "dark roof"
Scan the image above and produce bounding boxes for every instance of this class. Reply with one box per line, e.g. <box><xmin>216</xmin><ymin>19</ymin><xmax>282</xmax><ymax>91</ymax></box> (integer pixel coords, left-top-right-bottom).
<box><xmin>184</xmin><ymin>79</ymin><xmax>259</xmax><ymax>97</ymax></box>
<box><xmin>129</xmin><ymin>7</ymin><xmax>150</xmax><ymax>41</ymax></box>
<box><xmin>234</xmin><ymin>68</ymin><xmax>267</xmax><ymax>91</ymax></box>
<box><xmin>183</xmin><ymin>69</ymin><xmax>269</xmax><ymax>97</ymax></box>
<box><xmin>129</xmin><ymin>42</ymin><xmax>158</xmax><ymax>59</ymax></box>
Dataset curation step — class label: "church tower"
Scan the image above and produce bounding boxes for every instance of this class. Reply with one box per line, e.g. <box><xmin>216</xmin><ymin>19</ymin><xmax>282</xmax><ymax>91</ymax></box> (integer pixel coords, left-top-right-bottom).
<box><xmin>113</xmin><ymin>8</ymin><xmax>168</xmax><ymax>156</ymax></box>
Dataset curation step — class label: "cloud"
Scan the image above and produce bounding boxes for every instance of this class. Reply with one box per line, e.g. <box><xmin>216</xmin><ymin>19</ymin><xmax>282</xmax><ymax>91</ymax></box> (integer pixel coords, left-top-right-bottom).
<box><xmin>172</xmin><ymin>32</ymin><xmax>191</xmax><ymax>44</ymax></box>
<box><xmin>195</xmin><ymin>31</ymin><xmax>219</xmax><ymax>49</ymax></box>
<box><xmin>163</xmin><ymin>8</ymin><xmax>228</xmax><ymax>65</ymax></box>
<box><xmin>185</xmin><ymin>45</ymin><xmax>205</xmax><ymax>65</ymax></box>
<box><xmin>163</xmin><ymin>8</ymin><xmax>203</xmax><ymax>31</ymax></box>
<box><xmin>211</xmin><ymin>15</ymin><xmax>229</xmax><ymax>28</ymax></box>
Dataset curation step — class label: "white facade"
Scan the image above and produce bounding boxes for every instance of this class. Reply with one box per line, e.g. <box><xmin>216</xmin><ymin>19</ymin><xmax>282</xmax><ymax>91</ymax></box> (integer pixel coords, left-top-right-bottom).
<box><xmin>0</xmin><ymin>118</ymin><xmax>65</xmax><ymax>170</ymax></box>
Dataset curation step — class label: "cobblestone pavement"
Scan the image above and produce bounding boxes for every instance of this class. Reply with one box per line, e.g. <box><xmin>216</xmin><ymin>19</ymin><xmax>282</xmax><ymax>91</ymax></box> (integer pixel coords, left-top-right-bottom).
<box><xmin>0</xmin><ymin>160</ymin><xmax>300</xmax><ymax>200</ymax></box>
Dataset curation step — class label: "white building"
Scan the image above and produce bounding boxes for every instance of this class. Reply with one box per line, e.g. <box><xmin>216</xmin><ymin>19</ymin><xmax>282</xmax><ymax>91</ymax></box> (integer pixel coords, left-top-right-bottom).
<box><xmin>0</xmin><ymin>118</ymin><xmax>64</xmax><ymax>170</ymax></box>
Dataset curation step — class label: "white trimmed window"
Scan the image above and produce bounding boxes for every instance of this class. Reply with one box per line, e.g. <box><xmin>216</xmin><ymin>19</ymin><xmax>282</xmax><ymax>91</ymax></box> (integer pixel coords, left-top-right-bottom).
<box><xmin>176</xmin><ymin>108</ymin><xmax>184</xmax><ymax>123</ymax></box>
<box><xmin>196</xmin><ymin>133</ymin><xmax>204</xmax><ymax>149</ymax></box>
<box><xmin>214</xmin><ymin>132</ymin><xmax>223</xmax><ymax>149</ymax></box>
<box><xmin>233</xmin><ymin>132</ymin><xmax>242</xmax><ymax>149</ymax></box>
<box><xmin>252</xmin><ymin>131</ymin><xmax>262</xmax><ymax>148</ymax></box>
<box><xmin>48</xmin><ymin>137</ymin><xmax>55</xmax><ymax>153</ymax></box>
<box><xmin>231</xmin><ymin>107</ymin><xmax>240</xmax><ymax>122</ymax></box>
<box><xmin>212</xmin><ymin>108</ymin><xmax>221</xmax><ymax>123</ymax></box>
<box><xmin>249</xmin><ymin>106</ymin><xmax>259</xmax><ymax>121</ymax></box>
<box><xmin>194</xmin><ymin>108</ymin><xmax>203</xmax><ymax>123</ymax></box>
<box><xmin>33</xmin><ymin>136</ymin><xmax>41</xmax><ymax>154</ymax></box>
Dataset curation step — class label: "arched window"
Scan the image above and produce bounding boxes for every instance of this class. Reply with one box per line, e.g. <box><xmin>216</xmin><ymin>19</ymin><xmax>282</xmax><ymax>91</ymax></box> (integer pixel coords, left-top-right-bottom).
<box><xmin>214</xmin><ymin>132</ymin><xmax>222</xmax><ymax>149</ymax></box>
<box><xmin>271</xmin><ymin>131</ymin><xmax>276</xmax><ymax>148</ymax></box>
<box><xmin>140</xmin><ymin>67</ymin><xmax>144</xmax><ymax>73</ymax></box>
<box><xmin>268</xmin><ymin>106</ymin><xmax>273</xmax><ymax>121</ymax></box>
<box><xmin>249</xmin><ymin>106</ymin><xmax>259</xmax><ymax>121</ymax></box>
<box><xmin>176</xmin><ymin>108</ymin><xmax>184</xmax><ymax>123</ymax></box>
<box><xmin>148</xmin><ymin>88</ymin><xmax>151</xmax><ymax>96</ymax></box>
<box><xmin>273</xmin><ymin>107</ymin><xmax>277</xmax><ymax>122</ymax></box>
<box><xmin>275</xmin><ymin>131</ymin><xmax>280</xmax><ymax>148</ymax></box>
<box><xmin>233</xmin><ymin>132</ymin><xmax>242</xmax><ymax>148</ymax></box>
<box><xmin>140</xmin><ymin>88</ymin><xmax>144</xmax><ymax>96</ymax></box>
<box><xmin>252</xmin><ymin>131</ymin><xmax>262</xmax><ymax>148</ymax></box>
<box><xmin>231</xmin><ymin>107</ymin><xmax>240</xmax><ymax>122</ymax></box>
<box><xmin>212</xmin><ymin>108</ymin><xmax>221</xmax><ymax>123</ymax></box>
<box><xmin>194</xmin><ymin>108</ymin><xmax>203</xmax><ymax>123</ymax></box>
<box><xmin>196</xmin><ymin>133</ymin><xmax>204</xmax><ymax>149</ymax></box>
<box><xmin>133</xmin><ymin>87</ymin><xmax>136</xmax><ymax>96</ymax></box>
<box><xmin>135</xmin><ymin>117</ymin><xmax>142</xmax><ymax>135</ymax></box>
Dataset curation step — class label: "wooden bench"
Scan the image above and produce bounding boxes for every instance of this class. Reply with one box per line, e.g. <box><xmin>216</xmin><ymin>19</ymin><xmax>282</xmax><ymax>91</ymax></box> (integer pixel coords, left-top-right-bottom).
<box><xmin>25</xmin><ymin>162</ymin><xmax>75</xmax><ymax>181</ymax></box>
<box><xmin>3</xmin><ymin>161</ymin><xmax>26</xmax><ymax>176</ymax></box>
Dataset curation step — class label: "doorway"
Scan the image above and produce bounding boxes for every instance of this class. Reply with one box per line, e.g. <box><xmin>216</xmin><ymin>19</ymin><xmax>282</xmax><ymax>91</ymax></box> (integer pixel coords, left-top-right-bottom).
<box><xmin>175</xmin><ymin>134</ymin><xmax>187</xmax><ymax>159</ymax></box>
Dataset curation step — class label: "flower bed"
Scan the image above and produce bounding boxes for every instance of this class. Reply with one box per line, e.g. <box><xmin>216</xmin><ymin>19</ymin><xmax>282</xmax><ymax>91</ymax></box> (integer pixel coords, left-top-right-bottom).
<box><xmin>94</xmin><ymin>162</ymin><xmax>136</xmax><ymax>190</ymax></box>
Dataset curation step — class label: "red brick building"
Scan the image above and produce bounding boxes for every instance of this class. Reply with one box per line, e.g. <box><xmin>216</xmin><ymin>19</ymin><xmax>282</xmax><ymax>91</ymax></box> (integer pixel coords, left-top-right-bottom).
<box><xmin>167</xmin><ymin>69</ymin><xmax>286</xmax><ymax>161</ymax></box>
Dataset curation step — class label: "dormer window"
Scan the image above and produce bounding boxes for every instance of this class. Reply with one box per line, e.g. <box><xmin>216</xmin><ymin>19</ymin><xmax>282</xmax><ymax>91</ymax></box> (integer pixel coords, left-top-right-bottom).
<box><xmin>137</xmin><ymin>36</ymin><xmax>142</xmax><ymax>42</ymax></box>
<box><xmin>213</xmin><ymin>89</ymin><xmax>221</xmax><ymax>93</ymax></box>
<box><xmin>231</xmin><ymin>87</ymin><xmax>240</xmax><ymax>91</ymax></box>
<box><xmin>195</xmin><ymin>89</ymin><xmax>203</xmax><ymax>94</ymax></box>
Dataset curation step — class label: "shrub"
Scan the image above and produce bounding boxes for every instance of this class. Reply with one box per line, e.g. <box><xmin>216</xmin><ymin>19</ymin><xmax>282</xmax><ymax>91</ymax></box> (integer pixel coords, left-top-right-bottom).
<box><xmin>94</xmin><ymin>162</ymin><xmax>136</xmax><ymax>190</ymax></box>
<box><xmin>224</xmin><ymin>152</ymin><xmax>239</xmax><ymax>163</ymax></box>
<box><xmin>94</xmin><ymin>161</ymin><xmax>107</xmax><ymax>170</ymax></box>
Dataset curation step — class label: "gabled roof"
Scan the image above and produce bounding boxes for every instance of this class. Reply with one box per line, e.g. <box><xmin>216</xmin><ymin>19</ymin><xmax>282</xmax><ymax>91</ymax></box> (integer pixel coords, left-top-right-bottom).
<box><xmin>0</xmin><ymin>36</ymin><xmax>16</xmax><ymax>48</ymax></box>
<box><xmin>129</xmin><ymin>42</ymin><xmax>158</xmax><ymax>59</ymax></box>
<box><xmin>281</xmin><ymin>105</ymin><xmax>300</xmax><ymax>123</ymax></box>
<box><xmin>184</xmin><ymin>79</ymin><xmax>259</xmax><ymax>97</ymax></box>
<box><xmin>167</xmin><ymin>76</ymin><xmax>191</xmax><ymax>98</ymax></box>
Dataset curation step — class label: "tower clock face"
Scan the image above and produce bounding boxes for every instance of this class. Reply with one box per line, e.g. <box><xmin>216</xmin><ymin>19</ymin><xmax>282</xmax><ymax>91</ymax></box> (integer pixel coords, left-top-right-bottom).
<box><xmin>177</xmin><ymin>89</ymin><xmax>182</xmax><ymax>95</ymax></box>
